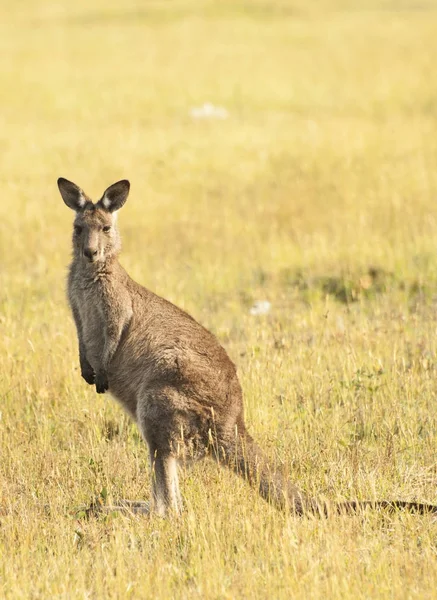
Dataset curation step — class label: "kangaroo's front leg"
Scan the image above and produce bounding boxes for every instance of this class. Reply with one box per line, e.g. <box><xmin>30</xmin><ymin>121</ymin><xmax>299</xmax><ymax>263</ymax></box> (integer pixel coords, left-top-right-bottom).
<box><xmin>71</xmin><ymin>304</ymin><xmax>95</xmax><ymax>385</ymax></box>
<box><xmin>80</xmin><ymin>348</ymin><xmax>95</xmax><ymax>386</ymax></box>
<box><xmin>95</xmin><ymin>317</ymin><xmax>128</xmax><ymax>394</ymax></box>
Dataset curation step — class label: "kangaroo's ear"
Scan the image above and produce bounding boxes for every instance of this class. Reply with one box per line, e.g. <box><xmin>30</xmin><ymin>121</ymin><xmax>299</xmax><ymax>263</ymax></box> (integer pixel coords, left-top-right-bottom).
<box><xmin>98</xmin><ymin>180</ymin><xmax>130</xmax><ymax>213</ymax></box>
<box><xmin>57</xmin><ymin>178</ymin><xmax>89</xmax><ymax>211</ymax></box>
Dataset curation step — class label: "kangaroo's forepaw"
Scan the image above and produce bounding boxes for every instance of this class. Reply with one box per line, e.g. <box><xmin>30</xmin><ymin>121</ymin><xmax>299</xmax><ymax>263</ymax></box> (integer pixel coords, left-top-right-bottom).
<box><xmin>81</xmin><ymin>366</ymin><xmax>95</xmax><ymax>385</ymax></box>
<box><xmin>95</xmin><ymin>371</ymin><xmax>109</xmax><ymax>394</ymax></box>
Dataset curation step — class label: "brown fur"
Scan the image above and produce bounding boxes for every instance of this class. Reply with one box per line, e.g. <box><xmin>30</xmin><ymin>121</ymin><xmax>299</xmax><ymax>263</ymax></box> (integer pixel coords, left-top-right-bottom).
<box><xmin>58</xmin><ymin>177</ymin><xmax>437</xmax><ymax>517</ymax></box>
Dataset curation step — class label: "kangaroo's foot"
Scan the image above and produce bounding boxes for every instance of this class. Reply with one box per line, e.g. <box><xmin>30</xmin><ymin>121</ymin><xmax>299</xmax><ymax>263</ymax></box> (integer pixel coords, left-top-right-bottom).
<box><xmin>75</xmin><ymin>498</ymin><xmax>150</xmax><ymax>518</ymax></box>
<box><xmin>104</xmin><ymin>499</ymin><xmax>151</xmax><ymax>515</ymax></box>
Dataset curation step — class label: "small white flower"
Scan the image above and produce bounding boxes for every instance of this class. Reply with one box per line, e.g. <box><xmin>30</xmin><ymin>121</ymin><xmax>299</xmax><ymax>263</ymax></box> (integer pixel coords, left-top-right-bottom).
<box><xmin>249</xmin><ymin>301</ymin><xmax>271</xmax><ymax>316</ymax></box>
<box><xmin>190</xmin><ymin>102</ymin><xmax>229</xmax><ymax>120</ymax></box>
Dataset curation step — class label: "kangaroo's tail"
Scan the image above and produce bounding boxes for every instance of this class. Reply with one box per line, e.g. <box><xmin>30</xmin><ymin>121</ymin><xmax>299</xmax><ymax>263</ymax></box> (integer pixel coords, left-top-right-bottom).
<box><xmin>334</xmin><ymin>500</ymin><xmax>437</xmax><ymax>515</ymax></box>
<box><xmin>215</xmin><ymin>429</ymin><xmax>437</xmax><ymax>516</ymax></box>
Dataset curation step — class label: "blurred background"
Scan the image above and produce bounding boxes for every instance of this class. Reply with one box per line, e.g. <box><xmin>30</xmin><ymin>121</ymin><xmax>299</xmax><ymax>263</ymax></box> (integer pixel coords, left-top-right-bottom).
<box><xmin>3</xmin><ymin>0</ymin><xmax>437</xmax><ymax>310</ymax></box>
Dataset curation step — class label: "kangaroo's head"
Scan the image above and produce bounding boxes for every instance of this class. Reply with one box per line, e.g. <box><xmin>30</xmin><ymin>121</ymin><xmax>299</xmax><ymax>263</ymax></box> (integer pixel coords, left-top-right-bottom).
<box><xmin>57</xmin><ymin>178</ymin><xmax>130</xmax><ymax>264</ymax></box>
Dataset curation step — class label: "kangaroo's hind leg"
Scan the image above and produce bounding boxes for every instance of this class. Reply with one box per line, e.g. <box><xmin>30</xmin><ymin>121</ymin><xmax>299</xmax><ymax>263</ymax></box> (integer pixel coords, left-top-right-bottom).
<box><xmin>137</xmin><ymin>384</ymin><xmax>209</xmax><ymax>516</ymax></box>
<box><xmin>149</xmin><ymin>449</ymin><xmax>183</xmax><ymax>516</ymax></box>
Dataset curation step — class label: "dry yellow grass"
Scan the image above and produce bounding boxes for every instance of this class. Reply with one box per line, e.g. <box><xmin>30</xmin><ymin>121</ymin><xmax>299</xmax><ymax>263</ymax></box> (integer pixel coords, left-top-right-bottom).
<box><xmin>1</xmin><ymin>0</ymin><xmax>437</xmax><ymax>597</ymax></box>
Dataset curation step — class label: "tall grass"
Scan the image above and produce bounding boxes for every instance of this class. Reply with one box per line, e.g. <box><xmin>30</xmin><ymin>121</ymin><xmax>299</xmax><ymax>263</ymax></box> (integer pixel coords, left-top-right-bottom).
<box><xmin>1</xmin><ymin>1</ymin><xmax>437</xmax><ymax>598</ymax></box>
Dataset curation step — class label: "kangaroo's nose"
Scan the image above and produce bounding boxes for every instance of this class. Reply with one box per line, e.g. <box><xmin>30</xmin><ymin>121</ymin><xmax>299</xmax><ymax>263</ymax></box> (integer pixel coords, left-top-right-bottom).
<box><xmin>84</xmin><ymin>248</ymin><xmax>98</xmax><ymax>260</ymax></box>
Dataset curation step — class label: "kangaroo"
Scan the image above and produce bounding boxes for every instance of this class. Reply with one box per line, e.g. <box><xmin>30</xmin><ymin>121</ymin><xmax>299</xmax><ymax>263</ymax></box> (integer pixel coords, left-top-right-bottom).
<box><xmin>58</xmin><ymin>177</ymin><xmax>437</xmax><ymax>517</ymax></box>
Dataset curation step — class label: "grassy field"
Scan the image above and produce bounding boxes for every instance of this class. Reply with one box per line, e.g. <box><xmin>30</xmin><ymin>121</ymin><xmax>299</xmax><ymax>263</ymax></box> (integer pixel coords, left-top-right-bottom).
<box><xmin>1</xmin><ymin>0</ymin><xmax>437</xmax><ymax>597</ymax></box>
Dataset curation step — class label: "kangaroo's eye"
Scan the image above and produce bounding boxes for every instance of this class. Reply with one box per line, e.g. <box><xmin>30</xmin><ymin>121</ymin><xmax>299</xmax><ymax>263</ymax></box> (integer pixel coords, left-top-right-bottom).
<box><xmin>103</xmin><ymin>226</ymin><xmax>111</xmax><ymax>233</ymax></box>
<box><xmin>74</xmin><ymin>225</ymin><xmax>82</xmax><ymax>235</ymax></box>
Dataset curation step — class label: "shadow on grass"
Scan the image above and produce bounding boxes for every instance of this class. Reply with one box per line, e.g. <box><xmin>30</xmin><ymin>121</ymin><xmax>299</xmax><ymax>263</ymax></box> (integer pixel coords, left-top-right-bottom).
<box><xmin>279</xmin><ymin>266</ymin><xmax>433</xmax><ymax>305</ymax></box>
